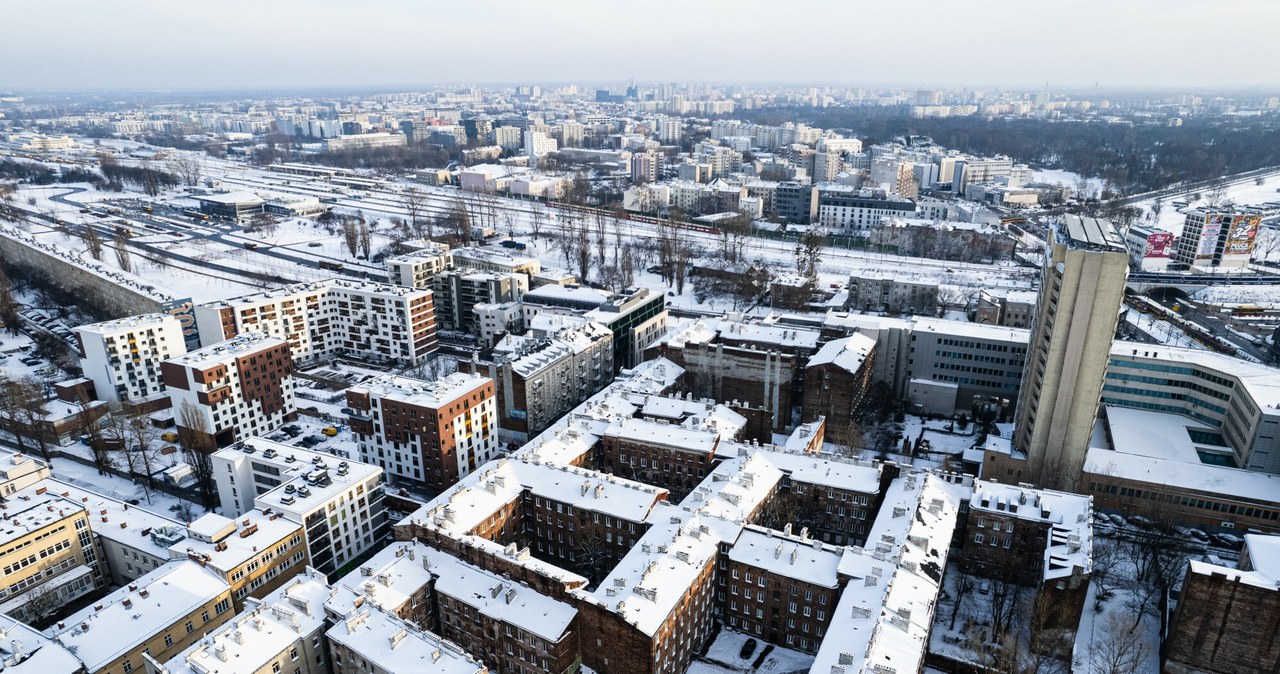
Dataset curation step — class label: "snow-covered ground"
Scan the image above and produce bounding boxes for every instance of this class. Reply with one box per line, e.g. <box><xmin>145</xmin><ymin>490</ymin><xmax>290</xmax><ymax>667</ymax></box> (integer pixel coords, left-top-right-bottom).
<box><xmin>1031</xmin><ymin>168</ymin><xmax>1105</xmax><ymax>197</ymax></box>
<box><xmin>47</xmin><ymin>449</ymin><xmax>205</xmax><ymax>520</ymax></box>
<box><xmin>1134</xmin><ymin>170</ymin><xmax>1280</xmax><ymax>237</ymax></box>
<box><xmin>696</xmin><ymin>628</ymin><xmax>814</xmax><ymax>674</ymax></box>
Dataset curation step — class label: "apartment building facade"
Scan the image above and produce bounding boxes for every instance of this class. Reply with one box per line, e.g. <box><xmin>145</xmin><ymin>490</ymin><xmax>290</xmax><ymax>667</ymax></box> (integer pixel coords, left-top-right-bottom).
<box><xmin>346</xmin><ymin>373</ymin><xmax>498</xmax><ymax>494</ymax></box>
<box><xmin>0</xmin><ymin>492</ymin><xmax>103</xmax><ymax>623</ymax></box>
<box><xmin>385</xmin><ymin>244</ymin><xmax>453</xmax><ymax>288</ymax></box>
<box><xmin>162</xmin><ymin>333</ymin><xmax>296</xmax><ymax>449</ymax></box>
<box><xmin>462</xmin><ymin>320</ymin><xmax>613</xmax><ymax>442</ymax></box>
<box><xmin>1013</xmin><ymin>215</ymin><xmax>1129</xmax><ymax>490</ymax></box>
<box><xmin>76</xmin><ymin>314</ymin><xmax>188</xmax><ymax>407</ymax></box>
<box><xmin>431</xmin><ymin>269</ymin><xmax>528</xmax><ymax>334</ymax></box>
<box><xmin>174</xmin><ymin>512</ymin><xmax>308</xmax><ymax>609</ymax></box>
<box><xmin>193</xmin><ymin>279</ymin><xmax>438</xmax><ymax>367</ymax></box>
<box><xmin>213</xmin><ymin>439</ymin><xmax>388</xmax><ymax>574</ymax></box>
<box><xmin>50</xmin><ymin>561</ymin><xmax>235</xmax><ymax>674</ymax></box>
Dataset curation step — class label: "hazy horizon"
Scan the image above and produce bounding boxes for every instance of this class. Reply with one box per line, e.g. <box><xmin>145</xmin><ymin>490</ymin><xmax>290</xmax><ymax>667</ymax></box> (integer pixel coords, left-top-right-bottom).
<box><xmin>3</xmin><ymin>0</ymin><xmax>1279</xmax><ymax>93</ymax></box>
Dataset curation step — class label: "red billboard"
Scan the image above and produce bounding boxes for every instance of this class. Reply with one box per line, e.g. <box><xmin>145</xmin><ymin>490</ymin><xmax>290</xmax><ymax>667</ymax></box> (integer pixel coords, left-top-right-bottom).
<box><xmin>1144</xmin><ymin>231</ymin><xmax>1174</xmax><ymax>258</ymax></box>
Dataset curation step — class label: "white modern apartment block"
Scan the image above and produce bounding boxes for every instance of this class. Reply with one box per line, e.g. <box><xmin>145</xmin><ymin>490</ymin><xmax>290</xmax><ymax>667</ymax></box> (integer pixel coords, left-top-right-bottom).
<box><xmin>345</xmin><ymin>373</ymin><xmax>498</xmax><ymax>493</ymax></box>
<box><xmin>76</xmin><ymin>314</ymin><xmax>187</xmax><ymax>405</ymax></box>
<box><xmin>386</xmin><ymin>243</ymin><xmax>454</xmax><ymax>288</ymax></box>
<box><xmin>161</xmin><ymin>333</ymin><xmax>297</xmax><ymax>449</ymax></box>
<box><xmin>212</xmin><ymin>438</ymin><xmax>387</xmax><ymax>574</ymax></box>
<box><xmin>524</xmin><ymin>130</ymin><xmax>557</xmax><ymax>158</ymax></box>
<box><xmin>194</xmin><ymin>279</ymin><xmax>438</xmax><ymax>366</ymax></box>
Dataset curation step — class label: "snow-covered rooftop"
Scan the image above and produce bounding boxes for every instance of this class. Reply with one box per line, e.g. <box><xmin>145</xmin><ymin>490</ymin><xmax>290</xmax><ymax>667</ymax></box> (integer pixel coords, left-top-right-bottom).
<box><xmin>0</xmin><ymin>614</ymin><xmax>82</xmax><ymax>674</ymax></box>
<box><xmin>1087</xmin><ymin>407</ymin><xmax>1280</xmax><ymax>503</ymax></box>
<box><xmin>585</xmin><ymin>505</ymin><xmax>722</xmax><ymax>636</ymax></box>
<box><xmin>223</xmin><ymin>438</ymin><xmax>382</xmax><ymax>517</ymax></box>
<box><xmin>813</xmin><ymin>472</ymin><xmax>968</xmax><ymax>674</ymax></box>
<box><xmin>164</xmin><ymin>568</ymin><xmax>332</xmax><ymax>674</ymax></box>
<box><xmin>9</xmin><ymin>478</ymin><xmax>184</xmax><ymax>560</ymax></box>
<box><xmin>970</xmin><ymin>480</ymin><xmax>1092</xmax><ymax>581</ymax></box>
<box><xmin>49</xmin><ymin>561</ymin><xmax>231</xmax><ymax>672</ymax></box>
<box><xmin>728</xmin><ymin>526</ymin><xmax>843</xmax><ymax>588</ymax></box>
<box><xmin>350</xmin><ymin>372</ymin><xmax>491</xmax><ymax>410</ymax></box>
<box><xmin>806</xmin><ymin>333</ymin><xmax>875</xmax><ymax>373</ymax></box>
<box><xmin>327</xmin><ymin>606</ymin><xmax>486</xmax><ymax>674</ymax></box>
<box><xmin>74</xmin><ymin>312</ymin><xmax>178</xmax><ymax>336</ymax></box>
<box><xmin>166</xmin><ymin>332</ymin><xmax>286</xmax><ymax>369</ymax></box>
<box><xmin>605</xmin><ymin>417</ymin><xmax>720</xmax><ymax>454</ymax></box>
<box><xmin>174</xmin><ymin>511</ymin><xmax>301</xmax><ymax>572</ymax></box>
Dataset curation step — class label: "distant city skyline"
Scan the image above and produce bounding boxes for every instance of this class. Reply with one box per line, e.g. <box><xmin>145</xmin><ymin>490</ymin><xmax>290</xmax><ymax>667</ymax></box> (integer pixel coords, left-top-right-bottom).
<box><xmin>3</xmin><ymin>0</ymin><xmax>1279</xmax><ymax>92</ymax></box>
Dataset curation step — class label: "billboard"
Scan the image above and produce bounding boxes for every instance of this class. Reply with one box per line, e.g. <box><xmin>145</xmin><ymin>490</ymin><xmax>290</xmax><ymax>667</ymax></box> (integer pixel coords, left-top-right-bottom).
<box><xmin>1225</xmin><ymin>214</ymin><xmax>1261</xmax><ymax>257</ymax></box>
<box><xmin>162</xmin><ymin>298</ymin><xmax>201</xmax><ymax>350</ymax></box>
<box><xmin>1144</xmin><ymin>231</ymin><xmax>1174</xmax><ymax>258</ymax></box>
<box><xmin>1197</xmin><ymin>214</ymin><xmax>1224</xmax><ymax>259</ymax></box>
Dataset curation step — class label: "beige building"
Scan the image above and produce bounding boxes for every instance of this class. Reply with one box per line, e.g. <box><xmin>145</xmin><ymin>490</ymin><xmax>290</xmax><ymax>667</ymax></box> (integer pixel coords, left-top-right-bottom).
<box><xmin>1012</xmin><ymin>214</ymin><xmax>1129</xmax><ymax>490</ymax></box>
<box><xmin>50</xmin><ymin>561</ymin><xmax>235</xmax><ymax>674</ymax></box>
<box><xmin>171</xmin><ymin>512</ymin><xmax>308</xmax><ymax>609</ymax></box>
<box><xmin>152</xmin><ymin>567</ymin><xmax>332</xmax><ymax>674</ymax></box>
<box><xmin>0</xmin><ymin>490</ymin><xmax>104</xmax><ymax>623</ymax></box>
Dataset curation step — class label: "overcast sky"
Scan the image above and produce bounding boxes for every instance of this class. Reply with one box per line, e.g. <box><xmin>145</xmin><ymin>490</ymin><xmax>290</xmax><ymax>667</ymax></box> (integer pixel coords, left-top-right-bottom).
<box><xmin>3</xmin><ymin>0</ymin><xmax>1278</xmax><ymax>92</ymax></box>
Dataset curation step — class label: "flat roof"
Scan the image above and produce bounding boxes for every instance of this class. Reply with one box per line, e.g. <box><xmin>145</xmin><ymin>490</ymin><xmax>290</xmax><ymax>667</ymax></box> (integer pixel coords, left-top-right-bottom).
<box><xmin>195</xmin><ymin>191</ymin><xmax>264</xmax><ymax>206</ymax></box>
<box><xmin>167</xmin><ymin>332</ymin><xmax>286</xmax><ymax>370</ymax></box>
<box><xmin>74</xmin><ymin>313</ymin><xmax>179</xmax><ymax>336</ymax></box>
<box><xmin>1059</xmin><ymin>213</ymin><xmax>1126</xmax><ymax>251</ymax></box>
<box><xmin>970</xmin><ymin>480</ymin><xmax>1092</xmax><ymax>581</ymax></box>
<box><xmin>220</xmin><ymin>438</ymin><xmax>382</xmax><ymax>517</ymax></box>
<box><xmin>349</xmin><ymin>372</ymin><xmax>490</xmax><ymax>410</ymax></box>
<box><xmin>10</xmin><ymin>478</ymin><xmax>184</xmax><ymax>558</ymax></box>
<box><xmin>174</xmin><ymin>511</ymin><xmax>302</xmax><ymax>572</ymax></box>
<box><xmin>0</xmin><ymin>614</ymin><xmax>83</xmax><ymax>674</ymax></box>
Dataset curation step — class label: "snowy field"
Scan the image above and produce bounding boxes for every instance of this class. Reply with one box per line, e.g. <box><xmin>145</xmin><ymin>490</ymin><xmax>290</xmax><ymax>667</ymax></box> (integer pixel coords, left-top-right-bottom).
<box><xmin>1133</xmin><ymin>170</ymin><xmax>1280</xmax><ymax>237</ymax></box>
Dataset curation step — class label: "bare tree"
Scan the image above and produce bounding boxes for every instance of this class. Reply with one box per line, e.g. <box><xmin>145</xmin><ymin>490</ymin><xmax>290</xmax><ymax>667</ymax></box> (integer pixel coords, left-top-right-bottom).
<box><xmin>529</xmin><ymin>203</ymin><xmax>546</xmax><ymax>240</ymax></box>
<box><xmin>0</xmin><ymin>265</ymin><xmax>19</xmax><ymax>337</ymax></box>
<box><xmin>0</xmin><ymin>183</ymin><xmax>21</xmax><ymax>222</ymax></box>
<box><xmin>342</xmin><ymin>217</ymin><xmax>359</xmax><ymax>256</ymax></box>
<box><xmin>127</xmin><ymin>408</ymin><xmax>164</xmax><ymax>504</ymax></box>
<box><xmin>793</xmin><ymin>228</ymin><xmax>824</xmax><ymax>282</ymax></box>
<box><xmin>1086</xmin><ymin>613</ymin><xmax>1150</xmax><ymax>674</ymax></box>
<box><xmin>0</xmin><ymin>375</ymin><xmax>51</xmax><ymax>462</ymax></box>
<box><xmin>452</xmin><ymin>199</ymin><xmax>473</xmax><ymax>244</ymax></box>
<box><xmin>401</xmin><ymin>187</ymin><xmax>430</xmax><ymax>239</ymax></box>
<box><xmin>358</xmin><ymin>220</ymin><xmax>372</xmax><ymax>258</ymax></box>
<box><xmin>81</xmin><ymin>399</ymin><xmax>116</xmax><ymax>475</ymax></box>
<box><xmin>1253</xmin><ymin>227</ymin><xmax>1280</xmax><ymax>264</ymax></box>
<box><xmin>177</xmin><ymin>402</ymin><xmax>217</xmax><ymax>508</ymax></box>
<box><xmin>82</xmin><ymin>225</ymin><xmax>104</xmax><ymax>260</ymax></box>
<box><xmin>20</xmin><ymin>584</ymin><xmax>64</xmax><ymax>627</ymax></box>
<box><xmin>113</xmin><ymin>231</ymin><xmax>132</xmax><ymax>272</ymax></box>
<box><xmin>165</xmin><ymin>154</ymin><xmax>204</xmax><ymax>187</ymax></box>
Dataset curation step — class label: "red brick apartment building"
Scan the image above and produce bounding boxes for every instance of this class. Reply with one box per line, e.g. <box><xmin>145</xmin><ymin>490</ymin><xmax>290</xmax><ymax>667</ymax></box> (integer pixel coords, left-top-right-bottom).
<box><xmin>346</xmin><ymin>373</ymin><xmax>498</xmax><ymax>494</ymax></box>
<box><xmin>161</xmin><ymin>333</ymin><xmax>296</xmax><ymax>448</ymax></box>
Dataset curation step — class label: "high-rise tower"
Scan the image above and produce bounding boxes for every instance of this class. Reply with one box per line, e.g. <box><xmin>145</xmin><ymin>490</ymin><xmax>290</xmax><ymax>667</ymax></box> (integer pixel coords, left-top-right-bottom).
<box><xmin>1013</xmin><ymin>214</ymin><xmax>1129</xmax><ymax>490</ymax></box>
